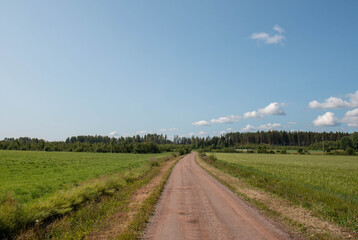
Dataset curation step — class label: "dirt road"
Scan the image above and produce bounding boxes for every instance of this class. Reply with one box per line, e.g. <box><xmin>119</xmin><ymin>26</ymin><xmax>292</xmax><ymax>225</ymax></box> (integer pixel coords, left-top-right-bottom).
<box><xmin>143</xmin><ymin>153</ymin><xmax>290</xmax><ymax>240</ymax></box>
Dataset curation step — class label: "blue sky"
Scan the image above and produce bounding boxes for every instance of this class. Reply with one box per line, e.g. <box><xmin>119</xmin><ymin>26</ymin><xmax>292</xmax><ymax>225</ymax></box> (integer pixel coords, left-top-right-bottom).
<box><xmin>1</xmin><ymin>1</ymin><xmax>357</xmax><ymax>140</ymax></box>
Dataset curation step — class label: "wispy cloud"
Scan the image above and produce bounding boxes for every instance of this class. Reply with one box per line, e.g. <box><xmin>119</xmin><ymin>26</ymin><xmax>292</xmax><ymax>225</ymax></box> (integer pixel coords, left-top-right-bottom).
<box><xmin>158</xmin><ymin>128</ymin><xmax>179</xmax><ymax>132</ymax></box>
<box><xmin>210</xmin><ymin>115</ymin><xmax>241</xmax><ymax>124</ymax></box>
<box><xmin>188</xmin><ymin>131</ymin><xmax>209</xmax><ymax>137</ymax></box>
<box><xmin>309</xmin><ymin>90</ymin><xmax>358</xmax><ymax>109</ymax></box>
<box><xmin>109</xmin><ymin>131</ymin><xmax>119</xmax><ymax>136</ymax></box>
<box><xmin>192</xmin><ymin>120</ymin><xmax>210</xmax><ymax>126</ymax></box>
<box><xmin>273</xmin><ymin>24</ymin><xmax>284</xmax><ymax>33</ymax></box>
<box><xmin>251</xmin><ymin>24</ymin><xmax>285</xmax><ymax>45</ymax></box>
<box><xmin>244</xmin><ymin>102</ymin><xmax>286</xmax><ymax>119</ymax></box>
<box><xmin>313</xmin><ymin>112</ymin><xmax>340</xmax><ymax>127</ymax></box>
<box><xmin>135</xmin><ymin>130</ymin><xmax>148</xmax><ymax>134</ymax></box>
<box><xmin>287</xmin><ymin>122</ymin><xmax>297</xmax><ymax>125</ymax></box>
<box><xmin>198</xmin><ymin>131</ymin><xmax>208</xmax><ymax>136</ymax></box>
<box><xmin>241</xmin><ymin>123</ymin><xmax>282</xmax><ymax>132</ymax></box>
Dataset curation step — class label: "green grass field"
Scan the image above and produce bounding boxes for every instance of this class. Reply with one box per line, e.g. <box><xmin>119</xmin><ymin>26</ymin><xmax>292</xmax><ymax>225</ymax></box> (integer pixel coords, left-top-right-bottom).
<box><xmin>0</xmin><ymin>150</ymin><xmax>173</xmax><ymax>237</ymax></box>
<box><xmin>206</xmin><ymin>153</ymin><xmax>358</xmax><ymax>232</ymax></box>
<box><xmin>0</xmin><ymin>150</ymin><xmax>171</xmax><ymax>203</ymax></box>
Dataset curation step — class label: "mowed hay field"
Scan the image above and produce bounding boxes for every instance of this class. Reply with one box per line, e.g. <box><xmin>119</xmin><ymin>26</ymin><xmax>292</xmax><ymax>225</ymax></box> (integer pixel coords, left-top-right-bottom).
<box><xmin>0</xmin><ymin>150</ymin><xmax>173</xmax><ymax>238</ymax></box>
<box><xmin>206</xmin><ymin>153</ymin><xmax>358</xmax><ymax>233</ymax></box>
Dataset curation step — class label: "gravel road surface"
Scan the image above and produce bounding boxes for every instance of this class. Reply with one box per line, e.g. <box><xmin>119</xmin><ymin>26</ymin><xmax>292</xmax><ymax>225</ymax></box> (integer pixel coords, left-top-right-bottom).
<box><xmin>143</xmin><ymin>153</ymin><xmax>290</xmax><ymax>240</ymax></box>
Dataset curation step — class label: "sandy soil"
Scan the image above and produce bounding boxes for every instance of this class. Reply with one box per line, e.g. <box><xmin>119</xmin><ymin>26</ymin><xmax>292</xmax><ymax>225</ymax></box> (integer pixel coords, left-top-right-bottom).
<box><xmin>143</xmin><ymin>153</ymin><xmax>290</xmax><ymax>240</ymax></box>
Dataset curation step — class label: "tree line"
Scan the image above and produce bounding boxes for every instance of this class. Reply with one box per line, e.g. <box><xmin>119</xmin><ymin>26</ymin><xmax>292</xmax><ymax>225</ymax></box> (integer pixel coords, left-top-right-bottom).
<box><xmin>0</xmin><ymin>131</ymin><xmax>357</xmax><ymax>153</ymax></box>
<box><xmin>175</xmin><ymin>131</ymin><xmax>352</xmax><ymax>149</ymax></box>
<box><xmin>0</xmin><ymin>134</ymin><xmax>188</xmax><ymax>154</ymax></box>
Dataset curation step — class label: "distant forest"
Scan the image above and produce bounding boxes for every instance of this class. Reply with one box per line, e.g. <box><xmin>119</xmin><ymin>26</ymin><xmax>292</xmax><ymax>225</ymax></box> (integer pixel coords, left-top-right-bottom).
<box><xmin>1</xmin><ymin>131</ymin><xmax>357</xmax><ymax>153</ymax></box>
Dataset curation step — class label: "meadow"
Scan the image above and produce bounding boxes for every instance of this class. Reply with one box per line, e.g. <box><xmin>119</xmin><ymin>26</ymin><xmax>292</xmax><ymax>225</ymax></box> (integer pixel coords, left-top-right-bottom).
<box><xmin>0</xmin><ymin>150</ymin><xmax>173</xmax><ymax>238</ymax></box>
<box><xmin>205</xmin><ymin>153</ymin><xmax>358</xmax><ymax>233</ymax></box>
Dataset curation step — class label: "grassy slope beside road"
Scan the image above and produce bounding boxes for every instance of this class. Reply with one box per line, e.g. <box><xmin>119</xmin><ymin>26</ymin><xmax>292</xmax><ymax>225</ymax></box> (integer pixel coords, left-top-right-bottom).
<box><xmin>198</xmin><ymin>153</ymin><xmax>358</xmax><ymax>239</ymax></box>
<box><xmin>17</xmin><ymin>154</ymin><xmax>183</xmax><ymax>240</ymax></box>
<box><xmin>0</xmin><ymin>150</ymin><xmax>174</xmax><ymax>239</ymax></box>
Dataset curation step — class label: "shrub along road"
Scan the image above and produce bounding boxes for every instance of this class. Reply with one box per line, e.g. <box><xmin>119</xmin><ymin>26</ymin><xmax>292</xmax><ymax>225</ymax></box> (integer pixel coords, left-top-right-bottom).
<box><xmin>143</xmin><ymin>153</ymin><xmax>290</xmax><ymax>240</ymax></box>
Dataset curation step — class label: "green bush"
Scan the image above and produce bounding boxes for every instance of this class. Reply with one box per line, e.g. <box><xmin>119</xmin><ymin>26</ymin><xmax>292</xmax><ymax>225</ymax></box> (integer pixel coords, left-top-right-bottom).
<box><xmin>178</xmin><ymin>148</ymin><xmax>185</xmax><ymax>155</ymax></box>
<box><xmin>346</xmin><ymin>147</ymin><xmax>354</xmax><ymax>155</ymax></box>
<box><xmin>257</xmin><ymin>146</ymin><xmax>267</xmax><ymax>154</ymax></box>
<box><xmin>207</xmin><ymin>154</ymin><xmax>218</xmax><ymax>163</ymax></box>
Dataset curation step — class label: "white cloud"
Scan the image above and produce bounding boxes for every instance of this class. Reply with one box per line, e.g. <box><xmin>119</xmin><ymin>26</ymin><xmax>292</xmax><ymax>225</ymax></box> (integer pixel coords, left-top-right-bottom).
<box><xmin>189</xmin><ymin>131</ymin><xmax>209</xmax><ymax>137</ymax></box>
<box><xmin>198</xmin><ymin>131</ymin><xmax>208</xmax><ymax>136</ymax></box>
<box><xmin>243</xmin><ymin>111</ymin><xmax>261</xmax><ymax>119</ymax></box>
<box><xmin>244</xmin><ymin>102</ymin><xmax>286</xmax><ymax>119</ymax></box>
<box><xmin>195</xmin><ymin>102</ymin><xmax>284</xmax><ymax>127</ymax></box>
<box><xmin>158</xmin><ymin>128</ymin><xmax>178</xmax><ymax>132</ymax></box>
<box><xmin>265</xmin><ymin>35</ymin><xmax>285</xmax><ymax>44</ymax></box>
<box><xmin>251</xmin><ymin>25</ymin><xmax>285</xmax><ymax>45</ymax></box>
<box><xmin>251</xmin><ymin>32</ymin><xmax>270</xmax><ymax>40</ymax></box>
<box><xmin>309</xmin><ymin>97</ymin><xmax>350</xmax><ymax>109</ymax></box>
<box><xmin>109</xmin><ymin>131</ymin><xmax>119</xmax><ymax>136</ymax></box>
<box><xmin>342</xmin><ymin>108</ymin><xmax>358</xmax><ymax>127</ymax></box>
<box><xmin>287</xmin><ymin>122</ymin><xmax>297</xmax><ymax>125</ymax></box>
<box><xmin>313</xmin><ymin>112</ymin><xmax>340</xmax><ymax>127</ymax></box>
<box><xmin>192</xmin><ymin>120</ymin><xmax>210</xmax><ymax>126</ymax></box>
<box><xmin>210</xmin><ymin>115</ymin><xmax>241</xmax><ymax>124</ymax></box>
<box><xmin>227</xmin><ymin>128</ymin><xmax>233</xmax><ymax>131</ymax></box>
<box><xmin>309</xmin><ymin>90</ymin><xmax>358</xmax><ymax>109</ymax></box>
<box><xmin>260</xmin><ymin>102</ymin><xmax>286</xmax><ymax>115</ymax></box>
<box><xmin>241</xmin><ymin>124</ymin><xmax>255</xmax><ymax>132</ymax></box>
<box><xmin>347</xmin><ymin>91</ymin><xmax>358</xmax><ymax>106</ymax></box>
<box><xmin>273</xmin><ymin>24</ymin><xmax>284</xmax><ymax>33</ymax></box>
<box><xmin>241</xmin><ymin>123</ymin><xmax>282</xmax><ymax>132</ymax></box>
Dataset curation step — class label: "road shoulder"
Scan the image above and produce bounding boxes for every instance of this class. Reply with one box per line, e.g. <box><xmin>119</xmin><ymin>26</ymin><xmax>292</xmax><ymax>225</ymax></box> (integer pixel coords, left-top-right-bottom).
<box><xmin>87</xmin><ymin>155</ymin><xmax>182</xmax><ymax>239</ymax></box>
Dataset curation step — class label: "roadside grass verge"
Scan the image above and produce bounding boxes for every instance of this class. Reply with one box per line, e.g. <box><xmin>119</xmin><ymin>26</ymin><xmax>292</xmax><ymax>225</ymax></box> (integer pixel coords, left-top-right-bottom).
<box><xmin>1</xmin><ymin>153</ymin><xmax>176</xmax><ymax>239</ymax></box>
<box><xmin>197</xmin><ymin>153</ymin><xmax>358</xmax><ymax>239</ymax></box>
<box><xmin>117</xmin><ymin>156</ymin><xmax>180</xmax><ymax>240</ymax></box>
<box><xmin>1</xmin><ymin>175</ymin><xmax>127</xmax><ymax>238</ymax></box>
